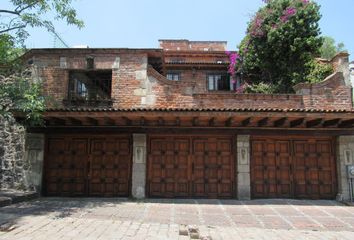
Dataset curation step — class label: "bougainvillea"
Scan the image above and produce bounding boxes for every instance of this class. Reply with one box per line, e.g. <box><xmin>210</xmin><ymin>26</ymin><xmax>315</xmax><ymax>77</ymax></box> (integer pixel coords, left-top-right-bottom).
<box><xmin>237</xmin><ymin>0</ymin><xmax>323</xmax><ymax>93</ymax></box>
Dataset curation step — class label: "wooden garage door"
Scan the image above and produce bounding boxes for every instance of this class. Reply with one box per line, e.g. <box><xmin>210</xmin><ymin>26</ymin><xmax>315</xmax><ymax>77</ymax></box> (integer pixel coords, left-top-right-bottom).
<box><xmin>147</xmin><ymin>135</ymin><xmax>235</xmax><ymax>198</ymax></box>
<box><xmin>251</xmin><ymin>137</ymin><xmax>337</xmax><ymax>199</ymax></box>
<box><xmin>44</xmin><ymin>135</ymin><xmax>131</xmax><ymax>197</ymax></box>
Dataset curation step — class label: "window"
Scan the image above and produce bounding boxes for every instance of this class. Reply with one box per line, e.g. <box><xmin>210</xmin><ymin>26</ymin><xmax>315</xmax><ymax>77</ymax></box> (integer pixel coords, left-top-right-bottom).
<box><xmin>207</xmin><ymin>74</ymin><xmax>235</xmax><ymax>91</ymax></box>
<box><xmin>68</xmin><ymin>70</ymin><xmax>112</xmax><ymax>100</ymax></box>
<box><xmin>166</xmin><ymin>72</ymin><xmax>181</xmax><ymax>81</ymax></box>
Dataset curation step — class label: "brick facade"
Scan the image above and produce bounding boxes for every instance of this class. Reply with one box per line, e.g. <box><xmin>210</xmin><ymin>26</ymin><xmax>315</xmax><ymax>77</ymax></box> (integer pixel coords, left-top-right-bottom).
<box><xmin>25</xmin><ymin>41</ymin><xmax>353</xmax><ymax>111</ymax></box>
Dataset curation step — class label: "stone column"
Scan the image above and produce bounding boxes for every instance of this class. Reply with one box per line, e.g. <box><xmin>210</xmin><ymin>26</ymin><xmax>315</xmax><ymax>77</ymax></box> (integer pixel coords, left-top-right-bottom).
<box><xmin>131</xmin><ymin>134</ymin><xmax>147</xmax><ymax>199</ymax></box>
<box><xmin>337</xmin><ymin>136</ymin><xmax>354</xmax><ymax>201</ymax></box>
<box><xmin>24</xmin><ymin>134</ymin><xmax>45</xmax><ymax>192</ymax></box>
<box><xmin>237</xmin><ymin>135</ymin><xmax>251</xmax><ymax>200</ymax></box>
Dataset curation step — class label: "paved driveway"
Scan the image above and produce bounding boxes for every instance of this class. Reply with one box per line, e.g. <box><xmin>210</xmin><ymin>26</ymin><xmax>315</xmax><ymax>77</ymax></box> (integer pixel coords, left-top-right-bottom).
<box><xmin>0</xmin><ymin>198</ymin><xmax>353</xmax><ymax>239</ymax></box>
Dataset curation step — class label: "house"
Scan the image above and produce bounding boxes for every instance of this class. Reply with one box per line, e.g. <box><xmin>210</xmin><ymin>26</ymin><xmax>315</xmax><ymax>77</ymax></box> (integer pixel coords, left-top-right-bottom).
<box><xmin>21</xmin><ymin>40</ymin><xmax>354</xmax><ymax>200</ymax></box>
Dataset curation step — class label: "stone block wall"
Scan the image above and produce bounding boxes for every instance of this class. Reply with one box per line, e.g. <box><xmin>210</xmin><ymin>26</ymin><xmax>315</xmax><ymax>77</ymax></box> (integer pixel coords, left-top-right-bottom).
<box><xmin>237</xmin><ymin>135</ymin><xmax>251</xmax><ymax>200</ymax></box>
<box><xmin>0</xmin><ymin>116</ymin><xmax>45</xmax><ymax>192</ymax></box>
<box><xmin>131</xmin><ymin>134</ymin><xmax>147</xmax><ymax>199</ymax></box>
<box><xmin>337</xmin><ymin>136</ymin><xmax>354</xmax><ymax>201</ymax></box>
<box><xmin>0</xmin><ymin>116</ymin><xmax>26</xmax><ymax>190</ymax></box>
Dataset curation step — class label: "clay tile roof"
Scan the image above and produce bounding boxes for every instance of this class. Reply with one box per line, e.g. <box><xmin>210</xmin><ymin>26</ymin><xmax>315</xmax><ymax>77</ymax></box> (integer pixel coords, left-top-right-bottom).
<box><xmin>45</xmin><ymin>107</ymin><xmax>354</xmax><ymax>113</ymax></box>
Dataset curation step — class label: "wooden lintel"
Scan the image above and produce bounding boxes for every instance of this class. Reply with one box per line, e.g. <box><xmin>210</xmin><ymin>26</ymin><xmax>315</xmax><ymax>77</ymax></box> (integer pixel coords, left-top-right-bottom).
<box><xmin>273</xmin><ymin>117</ymin><xmax>287</xmax><ymax>127</ymax></box>
<box><xmin>158</xmin><ymin>117</ymin><xmax>164</xmax><ymax>126</ymax></box>
<box><xmin>140</xmin><ymin>117</ymin><xmax>146</xmax><ymax>126</ymax></box>
<box><xmin>323</xmin><ymin>118</ymin><xmax>341</xmax><ymax>128</ymax></box>
<box><xmin>306</xmin><ymin>118</ymin><xmax>323</xmax><ymax>128</ymax></box>
<box><xmin>104</xmin><ymin>117</ymin><xmax>115</xmax><ymax>126</ymax></box>
<box><xmin>258</xmin><ymin>117</ymin><xmax>269</xmax><ymax>127</ymax></box>
<box><xmin>86</xmin><ymin>117</ymin><xmax>98</xmax><ymax>126</ymax></box>
<box><xmin>241</xmin><ymin>117</ymin><xmax>251</xmax><ymax>127</ymax></box>
<box><xmin>175</xmin><ymin>117</ymin><xmax>181</xmax><ymax>126</ymax></box>
<box><xmin>122</xmin><ymin>117</ymin><xmax>132</xmax><ymax>125</ymax></box>
<box><xmin>225</xmin><ymin>117</ymin><xmax>234</xmax><ymax>127</ymax></box>
<box><xmin>67</xmin><ymin>117</ymin><xmax>82</xmax><ymax>126</ymax></box>
<box><xmin>290</xmin><ymin>118</ymin><xmax>304</xmax><ymax>128</ymax></box>
<box><xmin>339</xmin><ymin>119</ymin><xmax>354</xmax><ymax>128</ymax></box>
<box><xmin>209</xmin><ymin>117</ymin><xmax>215</xmax><ymax>127</ymax></box>
<box><xmin>48</xmin><ymin>117</ymin><xmax>66</xmax><ymax>126</ymax></box>
<box><xmin>193</xmin><ymin>117</ymin><xmax>199</xmax><ymax>126</ymax></box>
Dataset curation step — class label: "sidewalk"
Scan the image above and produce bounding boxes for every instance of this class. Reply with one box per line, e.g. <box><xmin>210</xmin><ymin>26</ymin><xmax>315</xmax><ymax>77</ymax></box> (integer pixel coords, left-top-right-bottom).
<box><xmin>0</xmin><ymin>190</ymin><xmax>38</xmax><ymax>207</ymax></box>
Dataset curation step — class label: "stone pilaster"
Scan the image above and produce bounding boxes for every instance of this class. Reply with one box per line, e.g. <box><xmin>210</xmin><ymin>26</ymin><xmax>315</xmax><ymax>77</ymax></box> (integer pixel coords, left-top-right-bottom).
<box><xmin>131</xmin><ymin>134</ymin><xmax>147</xmax><ymax>199</ymax></box>
<box><xmin>337</xmin><ymin>136</ymin><xmax>354</xmax><ymax>201</ymax></box>
<box><xmin>237</xmin><ymin>135</ymin><xmax>251</xmax><ymax>200</ymax></box>
<box><xmin>24</xmin><ymin>134</ymin><xmax>45</xmax><ymax>192</ymax></box>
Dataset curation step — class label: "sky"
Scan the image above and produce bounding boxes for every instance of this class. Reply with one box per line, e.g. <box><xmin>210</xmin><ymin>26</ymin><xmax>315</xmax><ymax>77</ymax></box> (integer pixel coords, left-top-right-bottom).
<box><xmin>2</xmin><ymin>0</ymin><xmax>353</xmax><ymax>60</ymax></box>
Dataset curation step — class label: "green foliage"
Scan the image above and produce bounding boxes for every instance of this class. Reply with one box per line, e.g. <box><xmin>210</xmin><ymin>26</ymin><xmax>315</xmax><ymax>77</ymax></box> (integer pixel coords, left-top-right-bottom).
<box><xmin>0</xmin><ymin>0</ymin><xmax>84</xmax><ymax>44</ymax></box>
<box><xmin>238</xmin><ymin>0</ymin><xmax>323</xmax><ymax>93</ymax></box>
<box><xmin>320</xmin><ymin>36</ymin><xmax>347</xmax><ymax>60</ymax></box>
<box><xmin>0</xmin><ymin>68</ymin><xmax>46</xmax><ymax>126</ymax></box>
<box><xmin>244</xmin><ymin>82</ymin><xmax>278</xmax><ymax>94</ymax></box>
<box><xmin>305</xmin><ymin>59</ymin><xmax>333</xmax><ymax>84</ymax></box>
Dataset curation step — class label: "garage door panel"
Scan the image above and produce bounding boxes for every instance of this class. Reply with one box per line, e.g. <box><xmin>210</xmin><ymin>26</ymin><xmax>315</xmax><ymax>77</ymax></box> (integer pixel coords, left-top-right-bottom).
<box><xmin>252</xmin><ymin>137</ymin><xmax>336</xmax><ymax>199</ymax></box>
<box><xmin>148</xmin><ymin>135</ymin><xmax>235</xmax><ymax>198</ymax></box>
<box><xmin>45</xmin><ymin>135</ymin><xmax>131</xmax><ymax>197</ymax></box>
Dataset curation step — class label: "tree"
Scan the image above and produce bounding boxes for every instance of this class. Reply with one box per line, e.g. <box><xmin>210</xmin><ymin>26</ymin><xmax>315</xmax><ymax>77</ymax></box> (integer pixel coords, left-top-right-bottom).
<box><xmin>238</xmin><ymin>0</ymin><xmax>323</xmax><ymax>93</ymax></box>
<box><xmin>0</xmin><ymin>0</ymin><xmax>84</xmax><ymax>45</ymax></box>
<box><xmin>320</xmin><ymin>36</ymin><xmax>346</xmax><ymax>60</ymax></box>
<box><xmin>0</xmin><ymin>0</ymin><xmax>83</xmax><ymax>125</ymax></box>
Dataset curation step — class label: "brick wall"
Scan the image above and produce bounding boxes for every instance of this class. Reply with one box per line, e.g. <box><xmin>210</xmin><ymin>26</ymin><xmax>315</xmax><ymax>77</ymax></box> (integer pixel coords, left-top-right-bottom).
<box><xmin>28</xmin><ymin>49</ymin><xmax>353</xmax><ymax>111</ymax></box>
<box><xmin>159</xmin><ymin>40</ymin><xmax>227</xmax><ymax>52</ymax></box>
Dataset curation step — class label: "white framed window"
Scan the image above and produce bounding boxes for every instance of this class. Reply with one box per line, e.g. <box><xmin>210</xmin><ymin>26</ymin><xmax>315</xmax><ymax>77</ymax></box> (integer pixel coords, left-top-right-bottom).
<box><xmin>166</xmin><ymin>72</ymin><xmax>181</xmax><ymax>81</ymax></box>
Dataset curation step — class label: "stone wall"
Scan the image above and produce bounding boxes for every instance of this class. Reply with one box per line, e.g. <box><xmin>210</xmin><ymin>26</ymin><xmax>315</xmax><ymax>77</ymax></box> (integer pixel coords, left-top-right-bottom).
<box><xmin>237</xmin><ymin>135</ymin><xmax>251</xmax><ymax>200</ymax></box>
<box><xmin>337</xmin><ymin>136</ymin><xmax>354</xmax><ymax>201</ymax></box>
<box><xmin>0</xmin><ymin>116</ymin><xmax>26</xmax><ymax>190</ymax></box>
<box><xmin>0</xmin><ymin>116</ymin><xmax>45</xmax><ymax>192</ymax></box>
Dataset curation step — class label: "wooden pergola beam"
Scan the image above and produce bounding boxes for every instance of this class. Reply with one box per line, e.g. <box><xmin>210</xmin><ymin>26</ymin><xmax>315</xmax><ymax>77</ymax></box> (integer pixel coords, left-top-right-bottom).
<box><xmin>290</xmin><ymin>118</ymin><xmax>304</xmax><ymax>128</ymax></box>
<box><xmin>193</xmin><ymin>117</ymin><xmax>199</xmax><ymax>126</ymax></box>
<box><xmin>241</xmin><ymin>117</ymin><xmax>251</xmax><ymax>127</ymax></box>
<box><xmin>273</xmin><ymin>117</ymin><xmax>287</xmax><ymax>127</ymax></box>
<box><xmin>323</xmin><ymin>118</ymin><xmax>341</xmax><ymax>128</ymax></box>
<box><xmin>209</xmin><ymin>117</ymin><xmax>215</xmax><ymax>127</ymax></box>
<box><xmin>258</xmin><ymin>117</ymin><xmax>269</xmax><ymax>127</ymax></box>
<box><xmin>339</xmin><ymin>119</ymin><xmax>354</xmax><ymax>128</ymax></box>
<box><xmin>306</xmin><ymin>118</ymin><xmax>323</xmax><ymax>128</ymax></box>
<box><xmin>225</xmin><ymin>117</ymin><xmax>234</xmax><ymax>127</ymax></box>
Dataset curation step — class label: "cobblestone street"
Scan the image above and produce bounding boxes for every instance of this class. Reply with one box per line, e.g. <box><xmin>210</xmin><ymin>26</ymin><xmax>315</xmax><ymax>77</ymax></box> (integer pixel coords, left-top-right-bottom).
<box><xmin>0</xmin><ymin>198</ymin><xmax>353</xmax><ymax>239</ymax></box>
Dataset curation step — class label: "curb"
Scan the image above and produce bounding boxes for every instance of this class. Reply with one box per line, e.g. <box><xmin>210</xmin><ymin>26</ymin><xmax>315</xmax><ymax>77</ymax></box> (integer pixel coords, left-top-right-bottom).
<box><xmin>0</xmin><ymin>192</ymin><xmax>39</xmax><ymax>207</ymax></box>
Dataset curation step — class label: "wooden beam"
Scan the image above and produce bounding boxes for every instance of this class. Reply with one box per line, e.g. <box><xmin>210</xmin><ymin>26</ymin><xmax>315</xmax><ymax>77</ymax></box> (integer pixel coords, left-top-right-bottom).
<box><xmin>122</xmin><ymin>117</ymin><xmax>131</xmax><ymax>126</ymax></box>
<box><xmin>193</xmin><ymin>117</ymin><xmax>199</xmax><ymax>126</ymax></box>
<box><xmin>47</xmin><ymin>117</ymin><xmax>66</xmax><ymax>126</ymax></box>
<box><xmin>290</xmin><ymin>118</ymin><xmax>304</xmax><ymax>128</ymax></box>
<box><xmin>158</xmin><ymin>117</ymin><xmax>164</xmax><ymax>126</ymax></box>
<box><xmin>104</xmin><ymin>117</ymin><xmax>115</xmax><ymax>126</ymax></box>
<box><xmin>241</xmin><ymin>117</ymin><xmax>251</xmax><ymax>127</ymax></box>
<box><xmin>209</xmin><ymin>117</ymin><xmax>215</xmax><ymax>127</ymax></box>
<box><xmin>175</xmin><ymin>117</ymin><xmax>181</xmax><ymax>126</ymax></box>
<box><xmin>67</xmin><ymin>117</ymin><xmax>82</xmax><ymax>126</ymax></box>
<box><xmin>225</xmin><ymin>117</ymin><xmax>234</xmax><ymax>127</ymax></box>
<box><xmin>306</xmin><ymin>118</ymin><xmax>323</xmax><ymax>128</ymax></box>
<box><xmin>258</xmin><ymin>117</ymin><xmax>269</xmax><ymax>127</ymax></box>
<box><xmin>86</xmin><ymin>117</ymin><xmax>98</xmax><ymax>126</ymax></box>
<box><xmin>273</xmin><ymin>117</ymin><xmax>287</xmax><ymax>127</ymax></box>
<box><xmin>140</xmin><ymin>117</ymin><xmax>146</xmax><ymax>126</ymax></box>
<box><xmin>339</xmin><ymin>119</ymin><xmax>354</xmax><ymax>128</ymax></box>
<box><xmin>323</xmin><ymin>118</ymin><xmax>341</xmax><ymax>128</ymax></box>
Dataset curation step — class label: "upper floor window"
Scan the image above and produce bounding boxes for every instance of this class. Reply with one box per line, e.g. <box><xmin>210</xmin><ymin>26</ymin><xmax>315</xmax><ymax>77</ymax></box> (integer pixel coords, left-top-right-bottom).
<box><xmin>166</xmin><ymin>72</ymin><xmax>181</xmax><ymax>81</ymax></box>
<box><xmin>68</xmin><ymin>70</ymin><xmax>112</xmax><ymax>101</ymax></box>
<box><xmin>207</xmin><ymin>73</ymin><xmax>235</xmax><ymax>91</ymax></box>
